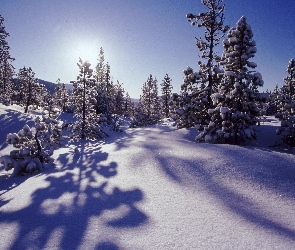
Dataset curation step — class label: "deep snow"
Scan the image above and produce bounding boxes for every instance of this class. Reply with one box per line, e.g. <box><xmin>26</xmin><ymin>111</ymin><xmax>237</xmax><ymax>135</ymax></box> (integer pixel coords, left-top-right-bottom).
<box><xmin>0</xmin><ymin>104</ymin><xmax>295</xmax><ymax>249</ymax></box>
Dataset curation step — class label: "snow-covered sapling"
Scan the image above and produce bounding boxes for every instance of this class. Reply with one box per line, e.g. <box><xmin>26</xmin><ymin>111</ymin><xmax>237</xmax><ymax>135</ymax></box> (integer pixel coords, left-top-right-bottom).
<box><xmin>0</xmin><ymin>116</ymin><xmax>62</xmax><ymax>175</ymax></box>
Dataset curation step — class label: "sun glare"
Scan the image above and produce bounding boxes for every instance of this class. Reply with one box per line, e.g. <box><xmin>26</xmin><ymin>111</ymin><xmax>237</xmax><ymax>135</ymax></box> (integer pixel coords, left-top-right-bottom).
<box><xmin>68</xmin><ymin>38</ymin><xmax>99</xmax><ymax>67</ymax></box>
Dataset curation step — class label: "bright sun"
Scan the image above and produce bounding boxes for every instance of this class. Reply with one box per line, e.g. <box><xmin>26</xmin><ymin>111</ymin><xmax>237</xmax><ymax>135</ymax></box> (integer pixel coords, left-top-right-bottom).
<box><xmin>68</xmin><ymin>38</ymin><xmax>99</xmax><ymax>67</ymax></box>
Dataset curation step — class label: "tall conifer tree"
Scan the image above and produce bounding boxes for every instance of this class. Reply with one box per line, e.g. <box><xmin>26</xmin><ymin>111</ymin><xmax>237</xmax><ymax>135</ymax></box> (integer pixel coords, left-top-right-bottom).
<box><xmin>17</xmin><ymin>67</ymin><xmax>40</xmax><ymax>113</ymax></box>
<box><xmin>276</xmin><ymin>59</ymin><xmax>295</xmax><ymax>146</ymax></box>
<box><xmin>187</xmin><ymin>0</ymin><xmax>228</xmax><ymax>103</ymax></box>
<box><xmin>131</xmin><ymin>75</ymin><xmax>161</xmax><ymax>126</ymax></box>
<box><xmin>71</xmin><ymin>58</ymin><xmax>105</xmax><ymax>139</ymax></box>
<box><xmin>172</xmin><ymin>0</ymin><xmax>228</xmax><ymax>128</ymax></box>
<box><xmin>0</xmin><ymin>14</ymin><xmax>15</xmax><ymax>104</ymax></box>
<box><xmin>53</xmin><ymin>78</ymin><xmax>69</xmax><ymax>112</ymax></box>
<box><xmin>161</xmin><ymin>74</ymin><xmax>173</xmax><ymax>118</ymax></box>
<box><xmin>197</xmin><ymin>16</ymin><xmax>263</xmax><ymax>144</ymax></box>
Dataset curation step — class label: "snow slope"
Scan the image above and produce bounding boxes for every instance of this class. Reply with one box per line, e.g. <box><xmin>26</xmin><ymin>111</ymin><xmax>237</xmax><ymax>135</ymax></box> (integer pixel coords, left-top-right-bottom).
<box><xmin>0</xmin><ymin>104</ymin><xmax>295</xmax><ymax>249</ymax></box>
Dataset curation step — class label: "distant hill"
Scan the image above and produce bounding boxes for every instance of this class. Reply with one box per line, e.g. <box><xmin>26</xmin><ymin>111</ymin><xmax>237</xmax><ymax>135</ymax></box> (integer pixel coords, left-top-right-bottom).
<box><xmin>131</xmin><ymin>98</ymin><xmax>139</xmax><ymax>103</ymax></box>
<box><xmin>38</xmin><ymin>79</ymin><xmax>137</xmax><ymax>102</ymax></box>
<box><xmin>38</xmin><ymin>80</ymin><xmax>73</xmax><ymax>94</ymax></box>
<box><xmin>38</xmin><ymin>80</ymin><xmax>56</xmax><ymax>94</ymax></box>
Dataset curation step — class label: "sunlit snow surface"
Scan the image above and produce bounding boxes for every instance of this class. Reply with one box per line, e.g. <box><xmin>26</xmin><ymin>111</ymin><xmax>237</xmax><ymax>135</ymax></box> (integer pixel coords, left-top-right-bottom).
<box><xmin>0</xmin><ymin>104</ymin><xmax>295</xmax><ymax>249</ymax></box>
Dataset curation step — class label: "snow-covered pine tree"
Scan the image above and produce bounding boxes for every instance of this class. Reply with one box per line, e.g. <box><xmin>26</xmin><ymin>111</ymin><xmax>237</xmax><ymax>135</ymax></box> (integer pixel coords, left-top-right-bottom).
<box><xmin>93</xmin><ymin>49</ymin><xmax>114</xmax><ymax>122</ymax></box>
<box><xmin>255</xmin><ymin>91</ymin><xmax>269</xmax><ymax>118</ymax></box>
<box><xmin>168</xmin><ymin>92</ymin><xmax>182</xmax><ymax>125</ymax></box>
<box><xmin>104</xmin><ymin>62</ymin><xmax>116</xmax><ymax>115</ymax></box>
<box><xmin>284</xmin><ymin>59</ymin><xmax>295</xmax><ymax>97</ymax></box>
<box><xmin>42</xmin><ymin>88</ymin><xmax>60</xmax><ymax>120</ymax></box>
<box><xmin>0</xmin><ymin>14</ymin><xmax>15</xmax><ymax>105</ymax></box>
<box><xmin>94</xmin><ymin>47</ymin><xmax>105</xmax><ymax>85</ymax></box>
<box><xmin>151</xmin><ymin>77</ymin><xmax>161</xmax><ymax>122</ymax></box>
<box><xmin>196</xmin><ymin>16</ymin><xmax>264</xmax><ymax>145</ymax></box>
<box><xmin>275</xmin><ymin>59</ymin><xmax>295</xmax><ymax>146</ymax></box>
<box><xmin>123</xmin><ymin>92</ymin><xmax>135</xmax><ymax>118</ymax></box>
<box><xmin>267</xmin><ymin>85</ymin><xmax>281</xmax><ymax>115</ymax></box>
<box><xmin>53</xmin><ymin>78</ymin><xmax>69</xmax><ymax>112</ymax></box>
<box><xmin>160</xmin><ymin>74</ymin><xmax>173</xmax><ymax>118</ymax></box>
<box><xmin>94</xmin><ymin>47</ymin><xmax>106</xmax><ymax>115</ymax></box>
<box><xmin>71</xmin><ymin>58</ymin><xmax>106</xmax><ymax>140</ymax></box>
<box><xmin>131</xmin><ymin>75</ymin><xmax>161</xmax><ymax>126</ymax></box>
<box><xmin>113</xmin><ymin>81</ymin><xmax>125</xmax><ymax>116</ymax></box>
<box><xmin>36</xmin><ymin>83</ymin><xmax>51</xmax><ymax>109</ymax></box>
<box><xmin>0</xmin><ymin>115</ymin><xmax>62</xmax><ymax>176</ymax></box>
<box><xmin>92</xmin><ymin>49</ymin><xmax>123</xmax><ymax>131</ymax></box>
<box><xmin>178</xmin><ymin>0</ymin><xmax>229</xmax><ymax>126</ymax></box>
<box><xmin>43</xmin><ymin>99</ymin><xmax>60</xmax><ymax>120</ymax></box>
<box><xmin>17</xmin><ymin>67</ymin><xmax>40</xmax><ymax>113</ymax></box>
<box><xmin>278</xmin><ymin>59</ymin><xmax>295</xmax><ymax>120</ymax></box>
<box><xmin>131</xmin><ymin>96</ymin><xmax>146</xmax><ymax>127</ymax></box>
<box><xmin>170</xmin><ymin>67</ymin><xmax>206</xmax><ymax>128</ymax></box>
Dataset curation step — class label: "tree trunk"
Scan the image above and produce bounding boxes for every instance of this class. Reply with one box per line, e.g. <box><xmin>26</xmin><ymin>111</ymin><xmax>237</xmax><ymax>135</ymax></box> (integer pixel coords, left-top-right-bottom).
<box><xmin>34</xmin><ymin>131</ymin><xmax>44</xmax><ymax>162</ymax></box>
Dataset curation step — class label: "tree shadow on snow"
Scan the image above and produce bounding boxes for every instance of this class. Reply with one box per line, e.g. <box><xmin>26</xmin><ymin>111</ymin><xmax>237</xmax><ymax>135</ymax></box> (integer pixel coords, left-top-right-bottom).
<box><xmin>0</xmin><ymin>140</ymin><xmax>148</xmax><ymax>249</ymax></box>
<box><xmin>144</xmin><ymin>137</ymin><xmax>295</xmax><ymax>241</ymax></box>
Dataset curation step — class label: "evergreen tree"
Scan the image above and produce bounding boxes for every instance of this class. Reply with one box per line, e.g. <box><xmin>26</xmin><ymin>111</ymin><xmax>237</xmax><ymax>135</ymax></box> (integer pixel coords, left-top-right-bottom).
<box><xmin>94</xmin><ymin>47</ymin><xmax>105</xmax><ymax>85</ymax></box>
<box><xmin>132</xmin><ymin>97</ymin><xmax>146</xmax><ymax>127</ymax></box>
<box><xmin>124</xmin><ymin>92</ymin><xmax>135</xmax><ymax>118</ymax></box>
<box><xmin>71</xmin><ymin>58</ymin><xmax>106</xmax><ymax>140</ymax></box>
<box><xmin>197</xmin><ymin>16</ymin><xmax>264</xmax><ymax>145</ymax></box>
<box><xmin>168</xmin><ymin>92</ymin><xmax>182</xmax><ymax>125</ymax></box>
<box><xmin>17</xmin><ymin>67</ymin><xmax>40</xmax><ymax>113</ymax></box>
<box><xmin>104</xmin><ymin>63</ymin><xmax>112</xmax><ymax>94</ymax></box>
<box><xmin>93</xmin><ymin>49</ymin><xmax>114</xmax><ymax>120</ymax></box>
<box><xmin>113</xmin><ymin>81</ymin><xmax>125</xmax><ymax>116</ymax></box>
<box><xmin>53</xmin><ymin>78</ymin><xmax>69</xmax><ymax>112</ymax></box>
<box><xmin>183</xmin><ymin>0</ymin><xmax>228</xmax><ymax>123</ymax></box>
<box><xmin>0</xmin><ymin>115</ymin><xmax>62</xmax><ymax>176</ymax></box>
<box><xmin>275</xmin><ymin>59</ymin><xmax>295</xmax><ymax>146</ymax></box>
<box><xmin>171</xmin><ymin>67</ymin><xmax>208</xmax><ymax>128</ymax></box>
<box><xmin>37</xmin><ymin>83</ymin><xmax>51</xmax><ymax>109</ymax></box>
<box><xmin>92</xmin><ymin>49</ymin><xmax>122</xmax><ymax>130</ymax></box>
<box><xmin>131</xmin><ymin>75</ymin><xmax>161</xmax><ymax>126</ymax></box>
<box><xmin>171</xmin><ymin>0</ymin><xmax>228</xmax><ymax>128</ymax></box>
<box><xmin>43</xmin><ymin>98</ymin><xmax>60</xmax><ymax>119</ymax></box>
<box><xmin>43</xmin><ymin>86</ymin><xmax>60</xmax><ymax>120</ymax></box>
<box><xmin>0</xmin><ymin>14</ymin><xmax>15</xmax><ymax>105</ymax></box>
<box><xmin>284</xmin><ymin>59</ymin><xmax>295</xmax><ymax>97</ymax></box>
<box><xmin>160</xmin><ymin>74</ymin><xmax>173</xmax><ymax>118</ymax></box>
<box><xmin>267</xmin><ymin>85</ymin><xmax>281</xmax><ymax>115</ymax></box>
<box><xmin>278</xmin><ymin>59</ymin><xmax>295</xmax><ymax>120</ymax></box>
<box><xmin>151</xmin><ymin>77</ymin><xmax>161</xmax><ymax>121</ymax></box>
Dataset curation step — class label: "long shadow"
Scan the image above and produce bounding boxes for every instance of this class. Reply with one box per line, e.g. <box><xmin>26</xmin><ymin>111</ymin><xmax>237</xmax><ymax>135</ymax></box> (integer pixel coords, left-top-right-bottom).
<box><xmin>3</xmin><ymin>118</ymin><xmax>293</xmax><ymax>247</ymax></box>
<box><xmin>0</xmin><ymin>173</ymin><xmax>35</xmax><ymax>197</ymax></box>
<box><xmin>188</xmin><ymin>155</ymin><xmax>295</xmax><ymax>239</ymax></box>
<box><xmin>0</xmin><ymin>139</ymin><xmax>148</xmax><ymax>249</ymax></box>
<box><xmin>141</xmin><ymin>130</ymin><xmax>295</xmax><ymax>241</ymax></box>
<box><xmin>225</xmin><ymin>145</ymin><xmax>295</xmax><ymax>197</ymax></box>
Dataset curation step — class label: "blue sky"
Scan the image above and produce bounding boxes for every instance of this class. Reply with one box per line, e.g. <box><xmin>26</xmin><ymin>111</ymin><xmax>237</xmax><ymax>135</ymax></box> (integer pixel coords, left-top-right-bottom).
<box><xmin>1</xmin><ymin>0</ymin><xmax>295</xmax><ymax>98</ymax></box>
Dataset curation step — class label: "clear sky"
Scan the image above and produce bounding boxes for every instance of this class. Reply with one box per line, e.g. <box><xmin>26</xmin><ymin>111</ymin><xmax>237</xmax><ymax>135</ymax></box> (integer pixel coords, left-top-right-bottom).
<box><xmin>1</xmin><ymin>0</ymin><xmax>295</xmax><ymax>98</ymax></box>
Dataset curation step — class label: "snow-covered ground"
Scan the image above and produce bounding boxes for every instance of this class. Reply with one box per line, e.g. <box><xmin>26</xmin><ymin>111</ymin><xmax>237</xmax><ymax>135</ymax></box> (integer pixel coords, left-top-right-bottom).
<box><xmin>0</xmin><ymin>104</ymin><xmax>295</xmax><ymax>249</ymax></box>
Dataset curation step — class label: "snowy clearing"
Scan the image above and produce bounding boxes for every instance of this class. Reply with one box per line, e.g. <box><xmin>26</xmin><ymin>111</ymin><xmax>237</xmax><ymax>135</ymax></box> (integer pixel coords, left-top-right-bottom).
<box><xmin>0</xmin><ymin>104</ymin><xmax>295</xmax><ymax>249</ymax></box>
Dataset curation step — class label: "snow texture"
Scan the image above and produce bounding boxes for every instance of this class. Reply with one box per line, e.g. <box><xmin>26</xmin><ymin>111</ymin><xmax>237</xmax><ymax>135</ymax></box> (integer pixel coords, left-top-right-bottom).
<box><xmin>0</xmin><ymin>104</ymin><xmax>295</xmax><ymax>249</ymax></box>
<box><xmin>220</xmin><ymin>107</ymin><xmax>229</xmax><ymax>114</ymax></box>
